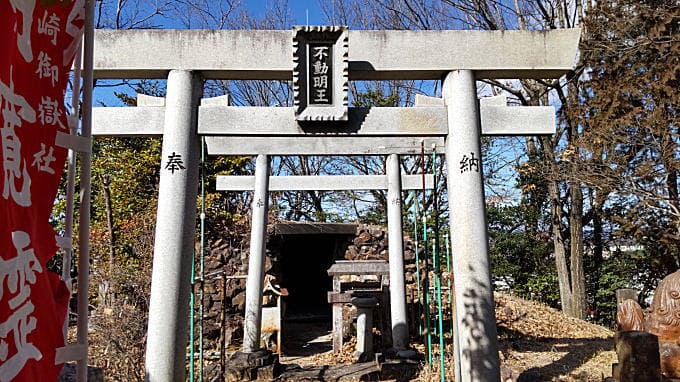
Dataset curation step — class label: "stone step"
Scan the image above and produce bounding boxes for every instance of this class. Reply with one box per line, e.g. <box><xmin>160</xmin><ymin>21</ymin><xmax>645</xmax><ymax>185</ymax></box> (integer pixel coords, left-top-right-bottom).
<box><xmin>277</xmin><ymin>363</ymin><xmax>380</xmax><ymax>382</ymax></box>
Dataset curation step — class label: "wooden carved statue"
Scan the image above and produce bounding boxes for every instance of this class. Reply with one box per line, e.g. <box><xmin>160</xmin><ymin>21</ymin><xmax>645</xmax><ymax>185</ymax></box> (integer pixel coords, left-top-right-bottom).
<box><xmin>647</xmin><ymin>270</ymin><xmax>680</xmax><ymax>342</ymax></box>
<box><xmin>617</xmin><ymin>299</ymin><xmax>645</xmax><ymax>331</ymax></box>
<box><xmin>617</xmin><ymin>270</ymin><xmax>680</xmax><ymax>379</ymax></box>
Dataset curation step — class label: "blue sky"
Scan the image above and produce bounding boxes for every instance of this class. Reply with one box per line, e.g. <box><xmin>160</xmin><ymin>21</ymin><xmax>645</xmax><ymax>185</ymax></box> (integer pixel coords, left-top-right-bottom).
<box><xmin>93</xmin><ymin>1</ymin><xmax>332</xmax><ymax>106</ymax></box>
<box><xmin>267</xmin><ymin>0</ymin><xmax>325</xmax><ymax>24</ymax></box>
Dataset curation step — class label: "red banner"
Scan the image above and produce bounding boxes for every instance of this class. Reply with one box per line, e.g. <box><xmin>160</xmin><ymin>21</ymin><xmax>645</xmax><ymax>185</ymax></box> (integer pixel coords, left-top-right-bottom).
<box><xmin>1</xmin><ymin>0</ymin><xmax>85</xmax><ymax>380</ymax></box>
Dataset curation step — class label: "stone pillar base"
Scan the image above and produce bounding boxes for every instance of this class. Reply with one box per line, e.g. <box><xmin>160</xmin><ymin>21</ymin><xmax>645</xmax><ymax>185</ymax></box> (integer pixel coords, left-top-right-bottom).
<box><xmin>380</xmin><ymin>347</ymin><xmax>423</xmax><ymax>361</ymax></box>
<box><xmin>379</xmin><ymin>358</ymin><xmax>421</xmax><ymax>381</ymax></box>
<box><xmin>225</xmin><ymin>349</ymin><xmax>280</xmax><ymax>382</ymax></box>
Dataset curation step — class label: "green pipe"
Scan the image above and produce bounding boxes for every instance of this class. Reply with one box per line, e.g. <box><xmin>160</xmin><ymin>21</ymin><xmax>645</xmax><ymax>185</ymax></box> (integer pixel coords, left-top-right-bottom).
<box><xmin>423</xmin><ymin>215</ymin><xmax>432</xmax><ymax>366</ymax></box>
<box><xmin>430</xmin><ymin>149</ymin><xmax>439</xmax><ymax>340</ymax></box>
<box><xmin>189</xmin><ymin>251</ymin><xmax>195</xmax><ymax>381</ymax></box>
<box><xmin>421</xmin><ymin>142</ymin><xmax>432</xmax><ymax>366</ymax></box>
<box><xmin>434</xmin><ymin>238</ymin><xmax>446</xmax><ymax>382</ymax></box>
<box><xmin>412</xmin><ymin>191</ymin><xmax>422</xmax><ymax>338</ymax></box>
<box><xmin>199</xmin><ymin>137</ymin><xmax>206</xmax><ymax>382</ymax></box>
<box><xmin>431</xmin><ymin>149</ymin><xmax>445</xmax><ymax>382</ymax></box>
<box><xmin>445</xmin><ymin>234</ymin><xmax>453</xmax><ymax>339</ymax></box>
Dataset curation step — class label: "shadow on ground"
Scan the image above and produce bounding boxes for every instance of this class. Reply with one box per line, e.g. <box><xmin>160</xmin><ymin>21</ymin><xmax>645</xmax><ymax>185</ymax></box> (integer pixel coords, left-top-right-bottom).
<box><xmin>498</xmin><ymin>326</ymin><xmax>613</xmax><ymax>381</ymax></box>
<box><xmin>281</xmin><ymin>320</ymin><xmax>333</xmax><ymax>358</ymax></box>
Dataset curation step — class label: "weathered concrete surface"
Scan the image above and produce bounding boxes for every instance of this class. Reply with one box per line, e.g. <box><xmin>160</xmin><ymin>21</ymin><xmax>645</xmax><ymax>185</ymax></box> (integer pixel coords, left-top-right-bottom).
<box><xmin>243</xmin><ymin>154</ymin><xmax>270</xmax><ymax>353</ymax></box>
<box><xmin>93</xmin><ymin>106</ymin><xmax>165</xmax><ymax>136</ymax></box>
<box><xmin>327</xmin><ymin>260</ymin><xmax>390</xmax><ymax>276</ymax></box>
<box><xmin>144</xmin><ymin>70</ymin><xmax>202</xmax><ymax>381</ymax></box>
<box><xmin>137</xmin><ymin>93</ymin><xmax>165</xmax><ymax>106</ymax></box>
<box><xmin>93</xmin><ymin>103</ymin><xmax>554</xmax><ymax>137</ymax></box>
<box><xmin>387</xmin><ymin>154</ymin><xmax>408</xmax><ymax>350</ymax></box>
<box><xmin>93</xmin><ymin>29</ymin><xmax>580</xmax><ymax>80</ymax></box>
<box><xmin>205</xmin><ymin>136</ymin><xmax>445</xmax><ymax>155</ymax></box>
<box><xmin>352</xmin><ymin>297</ymin><xmax>379</xmax><ymax>362</ymax></box>
<box><xmin>479</xmin><ymin>104</ymin><xmax>555</xmax><ymax>135</ymax></box>
<box><xmin>292</xmin><ymin>26</ymin><xmax>349</xmax><ymax>122</ymax></box>
<box><xmin>215</xmin><ymin>174</ymin><xmax>434</xmax><ymax>191</ymax></box>
<box><xmin>198</xmin><ymin>106</ymin><xmax>446</xmax><ymax>136</ymax></box>
<box><xmin>443</xmin><ymin>70</ymin><xmax>500</xmax><ymax>382</ymax></box>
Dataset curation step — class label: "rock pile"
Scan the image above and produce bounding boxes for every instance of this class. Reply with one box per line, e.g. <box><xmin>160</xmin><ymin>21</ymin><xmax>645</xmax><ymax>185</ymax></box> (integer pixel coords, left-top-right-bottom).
<box><xmin>196</xmin><ymin>223</ymin><xmax>428</xmax><ymax>357</ymax></box>
<box><xmin>195</xmin><ymin>226</ymin><xmax>281</xmax><ymax>355</ymax></box>
<box><xmin>343</xmin><ymin>224</ymin><xmax>423</xmax><ymax>301</ymax></box>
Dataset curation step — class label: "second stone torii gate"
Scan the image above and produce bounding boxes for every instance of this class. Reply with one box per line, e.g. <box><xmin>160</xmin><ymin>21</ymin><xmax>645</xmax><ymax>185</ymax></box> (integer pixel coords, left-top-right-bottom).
<box><xmin>91</xmin><ymin>27</ymin><xmax>580</xmax><ymax>382</ymax></box>
<box><xmin>216</xmin><ymin>164</ymin><xmax>436</xmax><ymax>354</ymax></box>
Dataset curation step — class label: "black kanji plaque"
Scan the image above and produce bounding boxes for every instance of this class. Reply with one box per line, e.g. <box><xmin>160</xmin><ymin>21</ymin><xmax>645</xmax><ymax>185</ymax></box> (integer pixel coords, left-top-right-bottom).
<box><xmin>293</xmin><ymin>26</ymin><xmax>348</xmax><ymax>122</ymax></box>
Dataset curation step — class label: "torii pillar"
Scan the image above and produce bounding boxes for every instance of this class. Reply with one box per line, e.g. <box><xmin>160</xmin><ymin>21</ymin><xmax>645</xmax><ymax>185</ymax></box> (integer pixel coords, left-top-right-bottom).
<box><xmin>386</xmin><ymin>153</ymin><xmax>409</xmax><ymax>351</ymax></box>
<box><xmin>145</xmin><ymin>70</ymin><xmax>202</xmax><ymax>381</ymax></box>
<box><xmin>242</xmin><ymin>154</ymin><xmax>270</xmax><ymax>353</ymax></box>
<box><xmin>443</xmin><ymin>70</ymin><xmax>499</xmax><ymax>381</ymax></box>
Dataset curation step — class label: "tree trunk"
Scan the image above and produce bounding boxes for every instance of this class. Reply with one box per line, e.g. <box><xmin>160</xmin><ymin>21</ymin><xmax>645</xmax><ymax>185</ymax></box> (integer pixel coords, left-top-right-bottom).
<box><xmin>548</xmin><ymin>179</ymin><xmax>573</xmax><ymax>315</ymax></box>
<box><xmin>102</xmin><ymin>173</ymin><xmax>115</xmax><ymax>270</ymax></box>
<box><xmin>541</xmin><ymin>135</ymin><xmax>574</xmax><ymax>315</ymax></box>
<box><xmin>591</xmin><ymin>190</ymin><xmax>604</xmax><ymax>320</ymax></box>
<box><xmin>666</xmin><ymin>168</ymin><xmax>679</xmax><ymax>236</ymax></box>
<box><xmin>524</xmin><ymin>137</ymin><xmax>539</xmax><ymax>237</ymax></box>
<box><xmin>569</xmin><ymin>183</ymin><xmax>587</xmax><ymax>319</ymax></box>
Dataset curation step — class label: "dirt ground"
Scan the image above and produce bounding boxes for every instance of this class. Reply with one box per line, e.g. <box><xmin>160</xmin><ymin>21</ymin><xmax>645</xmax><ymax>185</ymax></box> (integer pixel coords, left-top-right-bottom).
<box><xmin>280</xmin><ymin>321</ymin><xmax>337</xmax><ymax>367</ymax></box>
<box><xmin>277</xmin><ymin>292</ymin><xmax>616</xmax><ymax>381</ymax></box>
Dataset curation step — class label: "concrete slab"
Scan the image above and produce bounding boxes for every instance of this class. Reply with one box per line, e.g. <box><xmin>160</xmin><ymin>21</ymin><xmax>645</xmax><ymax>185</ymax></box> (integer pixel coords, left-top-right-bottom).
<box><xmin>93</xmin><ymin>29</ymin><xmax>580</xmax><ymax>80</ymax></box>
<box><xmin>215</xmin><ymin>174</ymin><xmax>435</xmax><ymax>191</ymax></box>
<box><xmin>204</xmin><ymin>136</ymin><xmax>445</xmax><ymax>155</ymax></box>
<box><xmin>327</xmin><ymin>260</ymin><xmax>390</xmax><ymax>276</ymax></box>
<box><xmin>273</xmin><ymin>222</ymin><xmax>358</xmax><ymax>235</ymax></box>
<box><xmin>197</xmin><ymin>106</ymin><xmax>447</xmax><ymax>136</ymax></box>
<box><xmin>93</xmin><ymin>104</ymin><xmax>554</xmax><ymax>137</ymax></box>
<box><xmin>93</xmin><ymin>106</ymin><xmax>164</xmax><ymax>136</ymax></box>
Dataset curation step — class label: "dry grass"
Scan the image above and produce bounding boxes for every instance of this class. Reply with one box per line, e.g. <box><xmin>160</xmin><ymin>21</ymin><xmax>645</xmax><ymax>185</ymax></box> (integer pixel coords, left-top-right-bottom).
<box><xmin>495</xmin><ymin>292</ymin><xmax>616</xmax><ymax>382</ymax></box>
<box><xmin>411</xmin><ymin>293</ymin><xmax>616</xmax><ymax>381</ymax></box>
<box><xmin>81</xmin><ymin>290</ymin><xmax>616</xmax><ymax>381</ymax></box>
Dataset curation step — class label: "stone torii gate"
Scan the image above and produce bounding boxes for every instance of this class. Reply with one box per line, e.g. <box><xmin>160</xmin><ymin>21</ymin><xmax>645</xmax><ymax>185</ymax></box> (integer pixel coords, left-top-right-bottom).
<box><xmin>216</xmin><ymin>167</ymin><xmax>436</xmax><ymax>355</ymax></box>
<box><xmin>91</xmin><ymin>27</ymin><xmax>579</xmax><ymax>382</ymax></box>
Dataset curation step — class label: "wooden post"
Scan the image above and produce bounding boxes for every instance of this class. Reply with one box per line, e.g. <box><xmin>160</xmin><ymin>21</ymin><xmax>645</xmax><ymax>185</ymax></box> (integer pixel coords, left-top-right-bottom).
<box><xmin>616</xmin><ymin>289</ymin><xmax>639</xmax><ymax>305</ymax></box>
<box><xmin>614</xmin><ymin>331</ymin><xmax>662</xmax><ymax>382</ymax></box>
